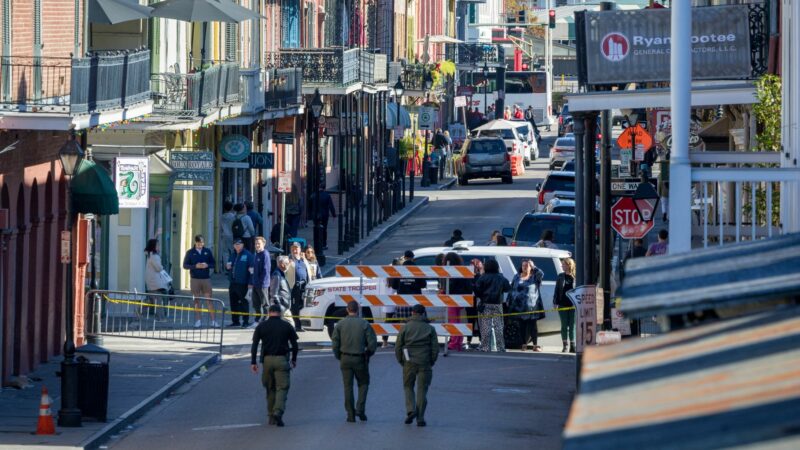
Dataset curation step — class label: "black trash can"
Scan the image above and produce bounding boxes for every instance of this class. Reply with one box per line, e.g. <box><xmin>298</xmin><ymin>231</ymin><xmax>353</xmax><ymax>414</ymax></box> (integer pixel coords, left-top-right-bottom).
<box><xmin>75</xmin><ymin>343</ymin><xmax>110</xmax><ymax>422</ymax></box>
<box><xmin>428</xmin><ymin>164</ymin><xmax>439</xmax><ymax>184</ymax></box>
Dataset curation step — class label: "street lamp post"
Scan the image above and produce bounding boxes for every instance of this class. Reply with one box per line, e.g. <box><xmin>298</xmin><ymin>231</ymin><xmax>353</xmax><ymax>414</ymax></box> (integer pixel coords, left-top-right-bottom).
<box><xmin>421</xmin><ymin>71</ymin><xmax>434</xmax><ymax>187</ymax></box>
<box><xmin>483</xmin><ymin>61</ymin><xmax>489</xmax><ymax>116</ymax></box>
<box><xmin>392</xmin><ymin>76</ymin><xmax>405</xmax><ymax>210</ymax></box>
<box><xmin>58</xmin><ymin>136</ymin><xmax>84</xmax><ymax>428</ymax></box>
<box><xmin>309</xmin><ymin>89</ymin><xmax>325</xmax><ymax>266</ymax></box>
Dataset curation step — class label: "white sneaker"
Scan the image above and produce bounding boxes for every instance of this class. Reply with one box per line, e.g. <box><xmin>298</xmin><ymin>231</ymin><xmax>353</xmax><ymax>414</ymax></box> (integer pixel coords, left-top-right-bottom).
<box><xmin>381</xmin><ymin>342</ymin><xmax>390</xmax><ymax>349</ymax></box>
<box><xmin>212</xmin><ymin>320</ymin><xmax>220</xmax><ymax>328</ymax></box>
<box><xmin>194</xmin><ymin>320</ymin><xmax>202</xmax><ymax>328</ymax></box>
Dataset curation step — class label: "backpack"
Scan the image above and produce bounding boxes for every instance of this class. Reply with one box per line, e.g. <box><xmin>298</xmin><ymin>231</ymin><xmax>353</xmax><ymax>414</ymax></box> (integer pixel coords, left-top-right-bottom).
<box><xmin>232</xmin><ymin>216</ymin><xmax>245</xmax><ymax>239</ymax></box>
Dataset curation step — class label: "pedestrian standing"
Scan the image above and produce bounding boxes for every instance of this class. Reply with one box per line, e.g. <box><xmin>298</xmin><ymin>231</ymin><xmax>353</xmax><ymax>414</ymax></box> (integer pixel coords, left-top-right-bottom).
<box><xmin>388</xmin><ymin>258</ymin><xmax>427</xmax><ymax>320</ymax></box>
<box><xmin>442</xmin><ymin>252</ymin><xmax>471</xmax><ymax>352</ymax></box>
<box><xmin>182</xmin><ymin>235</ymin><xmax>218</xmax><ymax>328</ymax></box>
<box><xmin>246</xmin><ymin>201</ymin><xmax>264</xmax><ymax>237</ymax></box>
<box><xmin>443</xmin><ymin>130</ymin><xmax>453</xmax><ymax>177</ymax></box>
<box><xmin>269</xmin><ymin>256</ymin><xmax>292</xmax><ymax>315</ymax></box>
<box><xmin>647</xmin><ymin>229</ymin><xmax>669</xmax><ymax>256</ymax></box>
<box><xmin>310</xmin><ymin>188</ymin><xmax>336</xmax><ymax>251</ymax></box>
<box><xmin>285</xmin><ymin>186</ymin><xmax>302</xmax><ymax>238</ymax></box>
<box><xmin>395</xmin><ymin>304</ymin><xmax>439</xmax><ymax>427</ymax></box>
<box><xmin>473</xmin><ymin>259</ymin><xmax>510</xmax><ymax>352</ymax></box>
<box><xmin>250</xmin><ymin>304</ymin><xmax>299</xmax><ymax>427</ymax></box>
<box><xmin>444</xmin><ymin>229</ymin><xmax>464</xmax><ymax>247</ymax></box>
<box><xmin>332</xmin><ymin>300</ymin><xmax>378</xmax><ymax>422</ymax></box>
<box><xmin>232</xmin><ymin>203</ymin><xmax>256</xmax><ymax>252</ymax></box>
<box><xmin>287</xmin><ymin>242</ymin><xmax>310</xmax><ymax>331</ymax></box>
<box><xmin>659</xmin><ymin>150</ymin><xmax>670</xmax><ymax>222</ymax></box>
<box><xmin>144</xmin><ymin>238</ymin><xmax>169</xmax><ymax>319</ymax></box>
<box><xmin>227</xmin><ymin>239</ymin><xmax>253</xmax><ymax>327</ymax></box>
<box><xmin>535</xmin><ymin>230</ymin><xmax>559</xmax><ymax>249</ymax></box>
<box><xmin>525</xmin><ymin>106</ymin><xmax>540</xmax><ymax>139</ymax></box>
<box><xmin>553</xmin><ymin>258</ymin><xmax>576</xmax><ymax>353</ymax></box>
<box><xmin>250</xmin><ymin>237</ymin><xmax>271</xmax><ymax>323</ymax></box>
<box><xmin>508</xmin><ymin>259</ymin><xmax>545</xmax><ymax>351</ymax></box>
<box><xmin>304</xmin><ymin>246</ymin><xmax>322</xmax><ymax>280</ymax></box>
<box><xmin>219</xmin><ymin>201</ymin><xmax>235</xmax><ymax>269</ymax></box>
<box><xmin>487</xmin><ymin>230</ymin><xmax>500</xmax><ymax>246</ymax></box>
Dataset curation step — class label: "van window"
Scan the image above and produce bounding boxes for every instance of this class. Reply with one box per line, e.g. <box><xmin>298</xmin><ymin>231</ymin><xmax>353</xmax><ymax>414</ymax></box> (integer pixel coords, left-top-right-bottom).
<box><xmin>413</xmin><ymin>256</ymin><xmax>437</xmax><ymax>266</ymax></box>
<box><xmin>509</xmin><ymin>256</ymin><xmax>559</xmax><ymax>280</ymax></box>
<box><xmin>478</xmin><ymin>129</ymin><xmax>515</xmax><ymax>140</ymax></box>
<box><xmin>542</xmin><ymin>175</ymin><xmax>576</xmax><ymax>192</ymax></box>
<box><xmin>469</xmin><ymin>140</ymin><xmax>505</xmax><ymax>154</ymax></box>
<box><xmin>515</xmin><ymin>215</ymin><xmax>575</xmax><ymax>244</ymax></box>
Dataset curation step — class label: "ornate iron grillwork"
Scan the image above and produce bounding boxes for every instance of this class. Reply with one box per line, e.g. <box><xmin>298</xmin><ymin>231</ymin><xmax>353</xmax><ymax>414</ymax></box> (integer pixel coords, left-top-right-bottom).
<box><xmin>444</xmin><ymin>43</ymin><xmax>504</xmax><ymax>66</ymax></box>
<box><xmin>748</xmin><ymin>2</ymin><xmax>768</xmax><ymax>77</ymax></box>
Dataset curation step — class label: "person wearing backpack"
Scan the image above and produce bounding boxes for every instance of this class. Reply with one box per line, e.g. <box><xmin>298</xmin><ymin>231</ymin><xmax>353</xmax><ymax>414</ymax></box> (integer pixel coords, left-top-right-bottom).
<box><xmin>232</xmin><ymin>203</ymin><xmax>256</xmax><ymax>252</ymax></box>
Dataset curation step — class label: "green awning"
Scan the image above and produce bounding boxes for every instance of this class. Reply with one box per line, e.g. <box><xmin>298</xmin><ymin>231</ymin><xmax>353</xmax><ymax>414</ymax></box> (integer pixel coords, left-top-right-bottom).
<box><xmin>71</xmin><ymin>159</ymin><xmax>119</xmax><ymax>215</ymax></box>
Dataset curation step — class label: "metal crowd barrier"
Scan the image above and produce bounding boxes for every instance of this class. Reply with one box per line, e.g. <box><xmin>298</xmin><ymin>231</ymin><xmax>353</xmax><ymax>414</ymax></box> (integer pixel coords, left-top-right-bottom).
<box><xmin>85</xmin><ymin>290</ymin><xmax>225</xmax><ymax>355</ymax></box>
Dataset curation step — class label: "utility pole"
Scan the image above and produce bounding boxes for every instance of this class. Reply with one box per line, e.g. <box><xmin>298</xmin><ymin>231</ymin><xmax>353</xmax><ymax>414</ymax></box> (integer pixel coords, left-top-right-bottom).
<box><xmin>599</xmin><ymin>1</ymin><xmax>614</xmax><ymax>330</ymax></box>
<box><xmin>669</xmin><ymin>0</ymin><xmax>692</xmax><ymax>254</ymax></box>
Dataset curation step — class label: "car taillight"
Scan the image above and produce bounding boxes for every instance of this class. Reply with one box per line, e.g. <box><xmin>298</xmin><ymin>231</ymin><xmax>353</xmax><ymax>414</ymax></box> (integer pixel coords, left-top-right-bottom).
<box><xmin>510</xmin><ymin>241</ymin><xmax>518</xmax><ymax>247</ymax></box>
<box><xmin>505</xmin><ymin>152</ymin><xmax>511</xmax><ymax>162</ymax></box>
<box><xmin>552</xmin><ymin>147</ymin><xmax>561</xmax><ymax>154</ymax></box>
<box><xmin>559</xmin><ymin>116</ymin><xmax>563</xmax><ymax>125</ymax></box>
<box><xmin>538</xmin><ymin>189</ymin><xmax>551</xmax><ymax>205</ymax></box>
<box><xmin>463</xmin><ymin>155</ymin><xmax>469</xmax><ymax>164</ymax></box>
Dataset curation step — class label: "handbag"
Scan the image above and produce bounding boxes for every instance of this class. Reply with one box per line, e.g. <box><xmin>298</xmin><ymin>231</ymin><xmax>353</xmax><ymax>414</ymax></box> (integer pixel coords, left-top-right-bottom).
<box><xmin>158</xmin><ymin>269</ymin><xmax>173</xmax><ymax>285</ymax></box>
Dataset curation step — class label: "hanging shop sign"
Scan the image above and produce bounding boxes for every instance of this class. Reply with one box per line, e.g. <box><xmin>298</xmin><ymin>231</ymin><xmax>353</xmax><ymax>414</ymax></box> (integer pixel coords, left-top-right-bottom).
<box><xmin>272</xmin><ymin>132</ymin><xmax>295</xmax><ymax>144</ymax></box>
<box><xmin>219</xmin><ymin>134</ymin><xmax>251</xmax><ymax>162</ymax></box>
<box><xmin>582</xmin><ymin>5</ymin><xmax>752</xmax><ymax>84</ymax></box>
<box><xmin>249</xmin><ymin>152</ymin><xmax>275</xmax><ymax>170</ymax></box>
<box><xmin>170</xmin><ymin>151</ymin><xmax>214</xmax><ymax>183</ymax></box>
<box><xmin>114</xmin><ymin>157</ymin><xmax>149</xmax><ymax>208</ymax></box>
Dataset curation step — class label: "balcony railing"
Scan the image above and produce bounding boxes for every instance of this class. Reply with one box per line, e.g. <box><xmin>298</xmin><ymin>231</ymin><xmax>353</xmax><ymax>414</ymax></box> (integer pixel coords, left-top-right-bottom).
<box><xmin>444</xmin><ymin>43</ymin><xmax>504</xmax><ymax>66</ymax></box>
<box><xmin>0</xmin><ymin>49</ymin><xmax>151</xmax><ymax>114</ymax></box>
<box><xmin>267</xmin><ymin>48</ymin><xmax>386</xmax><ymax>87</ymax></box>
<box><xmin>689</xmin><ymin>151</ymin><xmax>796</xmax><ymax>248</ymax></box>
<box><xmin>265</xmin><ymin>68</ymin><xmax>302</xmax><ymax>109</ymax></box>
<box><xmin>151</xmin><ymin>62</ymin><xmax>240</xmax><ymax>118</ymax></box>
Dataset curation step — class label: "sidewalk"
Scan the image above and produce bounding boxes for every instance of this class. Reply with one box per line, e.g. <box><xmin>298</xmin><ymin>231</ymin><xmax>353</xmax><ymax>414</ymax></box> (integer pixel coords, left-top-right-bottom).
<box><xmin>0</xmin><ymin>337</ymin><xmax>217</xmax><ymax>449</ymax></box>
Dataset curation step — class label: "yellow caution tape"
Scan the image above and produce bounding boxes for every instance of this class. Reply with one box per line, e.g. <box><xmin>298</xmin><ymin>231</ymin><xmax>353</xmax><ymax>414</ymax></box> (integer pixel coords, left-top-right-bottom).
<box><xmin>102</xmin><ymin>294</ymin><xmax>575</xmax><ymax>322</ymax></box>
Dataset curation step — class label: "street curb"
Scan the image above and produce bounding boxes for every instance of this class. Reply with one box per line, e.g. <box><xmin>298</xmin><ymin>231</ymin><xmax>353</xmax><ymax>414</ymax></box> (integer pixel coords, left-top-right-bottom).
<box><xmin>321</xmin><ymin>196</ymin><xmax>430</xmax><ymax>277</ymax></box>
<box><xmin>80</xmin><ymin>352</ymin><xmax>219</xmax><ymax>450</ymax></box>
<box><xmin>438</xmin><ymin>177</ymin><xmax>456</xmax><ymax>190</ymax></box>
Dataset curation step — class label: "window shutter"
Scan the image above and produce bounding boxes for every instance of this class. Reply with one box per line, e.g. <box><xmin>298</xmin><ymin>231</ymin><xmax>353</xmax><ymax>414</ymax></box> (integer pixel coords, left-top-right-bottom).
<box><xmin>225</xmin><ymin>22</ymin><xmax>239</xmax><ymax>61</ymax></box>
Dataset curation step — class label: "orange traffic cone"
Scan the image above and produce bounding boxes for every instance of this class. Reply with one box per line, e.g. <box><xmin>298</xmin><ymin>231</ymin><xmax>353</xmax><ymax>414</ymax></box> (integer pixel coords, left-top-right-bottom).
<box><xmin>36</xmin><ymin>386</ymin><xmax>56</xmax><ymax>435</ymax></box>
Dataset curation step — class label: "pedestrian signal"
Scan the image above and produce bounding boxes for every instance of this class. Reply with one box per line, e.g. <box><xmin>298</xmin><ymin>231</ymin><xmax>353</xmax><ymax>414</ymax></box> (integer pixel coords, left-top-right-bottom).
<box><xmin>549</xmin><ymin>9</ymin><xmax>556</xmax><ymax>29</ymax></box>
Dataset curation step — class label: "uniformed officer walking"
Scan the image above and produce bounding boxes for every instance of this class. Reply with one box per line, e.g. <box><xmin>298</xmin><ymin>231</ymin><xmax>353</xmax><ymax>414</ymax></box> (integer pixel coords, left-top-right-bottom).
<box><xmin>395</xmin><ymin>304</ymin><xmax>439</xmax><ymax>427</ymax></box>
<box><xmin>332</xmin><ymin>301</ymin><xmax>378</xmax><ymax>422</ymax></box>
<box><xmin>251</xmin><ymin>304</ymin><xmax>299</xmax><ymax>427</ymax></box>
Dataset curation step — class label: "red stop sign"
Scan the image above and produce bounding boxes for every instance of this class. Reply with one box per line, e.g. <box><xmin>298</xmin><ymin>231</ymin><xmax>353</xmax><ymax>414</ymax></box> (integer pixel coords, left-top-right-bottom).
<box><xmin>611</xmin><ymin>197</ymin><xmax>654</xmax><ymax>239</ymax></box>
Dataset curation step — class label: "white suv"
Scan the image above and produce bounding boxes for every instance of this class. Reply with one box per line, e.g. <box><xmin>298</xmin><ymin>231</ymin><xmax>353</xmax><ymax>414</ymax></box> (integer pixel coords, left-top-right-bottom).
<box><xmin>300</xmin><ymin>243</ymin><xmax>570</xmax><ymax>335</ymax></box>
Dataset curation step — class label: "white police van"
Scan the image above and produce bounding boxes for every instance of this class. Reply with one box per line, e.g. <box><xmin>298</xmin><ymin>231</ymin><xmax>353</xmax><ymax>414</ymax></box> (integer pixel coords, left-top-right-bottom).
<box><xmin>300</xmin><ymin>241</ymin><xmax>570</xmax><ymax>335</ymax></box>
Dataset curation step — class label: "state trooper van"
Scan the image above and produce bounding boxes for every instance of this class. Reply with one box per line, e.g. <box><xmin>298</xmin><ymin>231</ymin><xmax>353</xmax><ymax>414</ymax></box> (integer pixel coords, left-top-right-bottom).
<box><xmin>300</xmin><ymin>242</ymin><xmax>571</xmax><ymax>335</ymax></box>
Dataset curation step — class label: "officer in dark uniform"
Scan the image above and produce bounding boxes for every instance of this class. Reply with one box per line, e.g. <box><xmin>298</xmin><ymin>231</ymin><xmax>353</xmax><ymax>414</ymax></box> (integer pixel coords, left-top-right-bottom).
<box><xmin>395</xmin><ymin>304</ymin><xmax>439</xmax><ymax>427</ymax></box>
<box><xmin>332</xmin><ymin>301</ymin><xmax>378</xmax><ymax>422</ymax></box>
<box><xmin>250</xmin><ymin>304</ymin><xmax>299</xmax><ymax>427</ymax></box>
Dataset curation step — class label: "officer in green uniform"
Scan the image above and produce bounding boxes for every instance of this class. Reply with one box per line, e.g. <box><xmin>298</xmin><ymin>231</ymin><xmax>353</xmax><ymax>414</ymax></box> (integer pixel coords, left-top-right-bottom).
<box><xmin>395</xmin><ymin>304</ymin><xmax>439</xmax><ymax>427</ymax></box>
<box><xmin>251</xmin><ymin>304</ymin><xmax>299</xmax><ymax>427</ymax></box>
<box><xmin>332</xmin><ymin>300</ymin><xmax>378</xmax><ymax>422</ymax></box>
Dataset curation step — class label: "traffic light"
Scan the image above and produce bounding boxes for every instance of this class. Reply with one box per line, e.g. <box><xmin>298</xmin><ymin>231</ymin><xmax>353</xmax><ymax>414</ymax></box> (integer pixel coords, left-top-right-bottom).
<box><xmin>549</xmin><ymin>9</ymin><xmax>556</xmax><ymax>29</ymax></box>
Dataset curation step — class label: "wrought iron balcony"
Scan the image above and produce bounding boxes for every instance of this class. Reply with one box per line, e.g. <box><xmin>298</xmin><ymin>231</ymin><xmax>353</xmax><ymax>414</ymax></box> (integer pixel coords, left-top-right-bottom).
<box><xmin>265</xmin><ymin>68</ymin><xmax>303</xmax><ymax>109</ymax></box>
<box><xmin>150</xmin><ymin>62</ymin><xmax>240</xmax><ymax>118</ymax></box>
<box><xmin>266</xmin><ymin>48</ymin><xmax>386</xmax><ymax>87</ymax></box>
<box><xmin>444</xmin><ymin>43</ymin><xmax>505</xmax><ymax>66</ymax></box>
<box><xmin>0</xmin><ymin>49</ymin><xmax>151</xmax><ymax>114</ymax></box>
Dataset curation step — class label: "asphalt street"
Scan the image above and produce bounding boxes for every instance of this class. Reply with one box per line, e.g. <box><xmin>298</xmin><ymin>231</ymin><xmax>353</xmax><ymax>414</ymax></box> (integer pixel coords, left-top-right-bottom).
<box><xmin>108</xmin><ymin>348</ymin><xmax>575</xmax><ymax>450</ymax></box>
<box><xmin>105</xmin><ymin>132</ymin><xmax>577</xmax><ymax>450</ymax></box>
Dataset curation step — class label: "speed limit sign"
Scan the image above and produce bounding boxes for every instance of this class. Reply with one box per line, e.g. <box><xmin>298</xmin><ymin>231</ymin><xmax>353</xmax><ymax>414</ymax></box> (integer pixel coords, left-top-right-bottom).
<box><xmin>566</xmin><ymin>285</ymin><xmax>600</xmax><ymax>353</ymax></box>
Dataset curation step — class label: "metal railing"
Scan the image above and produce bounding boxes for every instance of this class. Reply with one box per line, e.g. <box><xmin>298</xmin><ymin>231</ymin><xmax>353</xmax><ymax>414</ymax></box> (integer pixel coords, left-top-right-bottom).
<box><xmin>151</xmin><ymin>62</ymin><xmax>241</xmax><ymax>118</ymax></box>
<box><xmin>86</xmin><ymin>290</ymin><xmax>225</xmax><ymax>355</ymax></box>
<box><xmin>373</xmin><ymin>54</ymin><xmax>388</xmax><ymax>83</ymax></box>
<box><xmin>444</xmin><ymin>43</ymin><xmax>504</xmax><ymax>66</ymax></box>
<box><xmin>0</xmin><ymin>49</ymin><xmax>151</xmax><ymax>114</ymax></box>
<box><xmin>267</xmin><ymin>47</ymin><xmax>376</xmax><ymax>87</ymax></box>
<box><xmin>265</xmin><ymin>67</ymin><xmax>303</xmax><ymax>109</ymax></box>
<box><xmin>401</xmin><ymin>63</ymin><xmax>432</xmax><ymax>91</ymax></box>
<box><xmin>239</xmin><ymin>67</ymin><xmax>265</xmax><ymax>114</ymax></box>
<box><xmin>689</xmin><ymin>151</ymin><xmax>796</xmax><ymax>248</ymax></box>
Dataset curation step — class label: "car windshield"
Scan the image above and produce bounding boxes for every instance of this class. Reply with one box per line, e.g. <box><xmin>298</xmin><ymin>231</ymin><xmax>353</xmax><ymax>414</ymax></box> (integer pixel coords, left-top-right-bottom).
<box><xmin>469</xmin><ymin>140</ymin><xmax>505</xmax><ymax>154</ymax></box>
<box><xmin>516</xmin><ymin>126</ymin><xmax>530</xmax><ymax>138</ymax></box>
<box><xmin>554</xmin><ymin>137</ymin><xmax>575</xmax><ymax>148</ymax></box>
<box><xmin>515</xmin><ymin>216</ymin><xmax>575</xmax><ymax>244</ymax></box>
<box><xmin>552</xmin><ymin>205</ymin><xmax>575</xmax><ymax>215</ymax></box>
<box><xmin>479</xmin><ymin>129</ymin><xmax>516</xmax><ymax>140</ymax></box>
<box><xmin>509</xmin><ymin>256</ymin><xmax>558</xmax><ymax>280</ymax></box>
<box><xmin>542</xmin><ymin>175</ymin><xmax>576</xmax><ymax>192</ymax></box>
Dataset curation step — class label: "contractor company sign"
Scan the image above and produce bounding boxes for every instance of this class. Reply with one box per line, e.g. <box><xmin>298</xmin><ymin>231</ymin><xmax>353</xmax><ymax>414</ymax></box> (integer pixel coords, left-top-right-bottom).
<box><xmin>583</xmin><ymin>5</ymin><xmax>752</xmax><ymax>84</ymax></box>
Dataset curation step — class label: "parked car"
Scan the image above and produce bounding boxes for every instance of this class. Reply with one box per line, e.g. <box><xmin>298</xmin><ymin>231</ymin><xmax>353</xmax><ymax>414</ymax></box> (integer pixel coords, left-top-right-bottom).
<box><xmin>536</xmin><ymin>171</ymin><xmax>575</xmax><ymax>211</ymax></box>
<box><xmin>549</xmin><ymin>136</ymin><xmax>576</xmax><ymax>170</ymax></box>
<box><xmin>412</xmin><ymin>242</ymin><xmax>572</xmax><ymax>333</ymax></box>
<box><xmin>543</xmin><ymin>198</ymin><xmax>575</xmax><ymax>215</ymax></box>
<box><xmin>507</xmin><ymin>213</ymin><xmax>576</xmax><ymax>255</ymax></box>
<box><xmin>473</xmin><ymin>119</ymin><xmax>535</xmax><ymax>166</ymax></box>
<box><xmin>510</xmin><ymin>120</ymin><xmax>540</xmax><ymax>162</ymax></box>
<box><xmin>561</xmin><ymin>158</ymin><xmax>600</xmax><ymax>174</ymax></box>
<box><xmin>454</xmin><ymin>137</ymin><xmax>513</xmax><ymax>185</ymax></box>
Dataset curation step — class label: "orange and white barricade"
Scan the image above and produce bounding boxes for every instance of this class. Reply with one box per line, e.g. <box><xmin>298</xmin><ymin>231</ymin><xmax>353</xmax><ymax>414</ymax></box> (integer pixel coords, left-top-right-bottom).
<box><xmin>335</xmin><ymin>265</ymin><xmax>474</xmax><ymax>279</ymax></box>
<box><xmin>338</xmin><ymin>294</ymin><xmax>474</xmax><ymax>308</ymax></box>
<box><xmin>371</xmin><ymin>323</ymin><xmax>473</xmax><ymax>356</ymax></box>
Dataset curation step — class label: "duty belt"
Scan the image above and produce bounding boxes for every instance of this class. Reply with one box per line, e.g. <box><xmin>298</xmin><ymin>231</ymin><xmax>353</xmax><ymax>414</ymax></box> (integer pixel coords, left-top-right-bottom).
<box><xmin>341</xmin><ymin>352</ymin><xmax>365</xmax><ymax>357</ymax></box>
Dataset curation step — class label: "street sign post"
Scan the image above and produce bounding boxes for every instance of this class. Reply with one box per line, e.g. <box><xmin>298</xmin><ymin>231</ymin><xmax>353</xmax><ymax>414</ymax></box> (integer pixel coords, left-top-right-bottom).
<box><xmin>566</xmin><ymin>285</ymin><xmax>600</xmax><ymax>353</ymax></box>
<box><xmin>418</xmin><ymin>106</ymin><xmax>434</xmax><ymax>130</ymax></box>
<box><xmin>611</xmin><ymin>197</ymin><xmax>654</xmax><ymax>239</ymax></box>
<box><xmin>277</xmin><ymin>172</ymin><xmax>292</xmax><ymax>249</ymax></box>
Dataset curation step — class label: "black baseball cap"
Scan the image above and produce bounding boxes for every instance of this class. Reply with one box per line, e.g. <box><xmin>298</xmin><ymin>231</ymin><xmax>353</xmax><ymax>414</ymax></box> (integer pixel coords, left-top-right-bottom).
<box><xmin>268</xmin><ymin>304</ymin><xmax>282</xmax><ymax>313</ymax></box>
<box><xmin>412</xmin><ymin>304</ymin><xmax>426</xmax><ymax>315</ymax></box>
<box><xmin>233</xmin><ymin>239</ymin><xmax>244</xmax><ymax>245</ymax></box>
<box><xmin>403</xmin><ymin>250</ymin><xmax>415</xmax><ymax>259</ymax></box>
